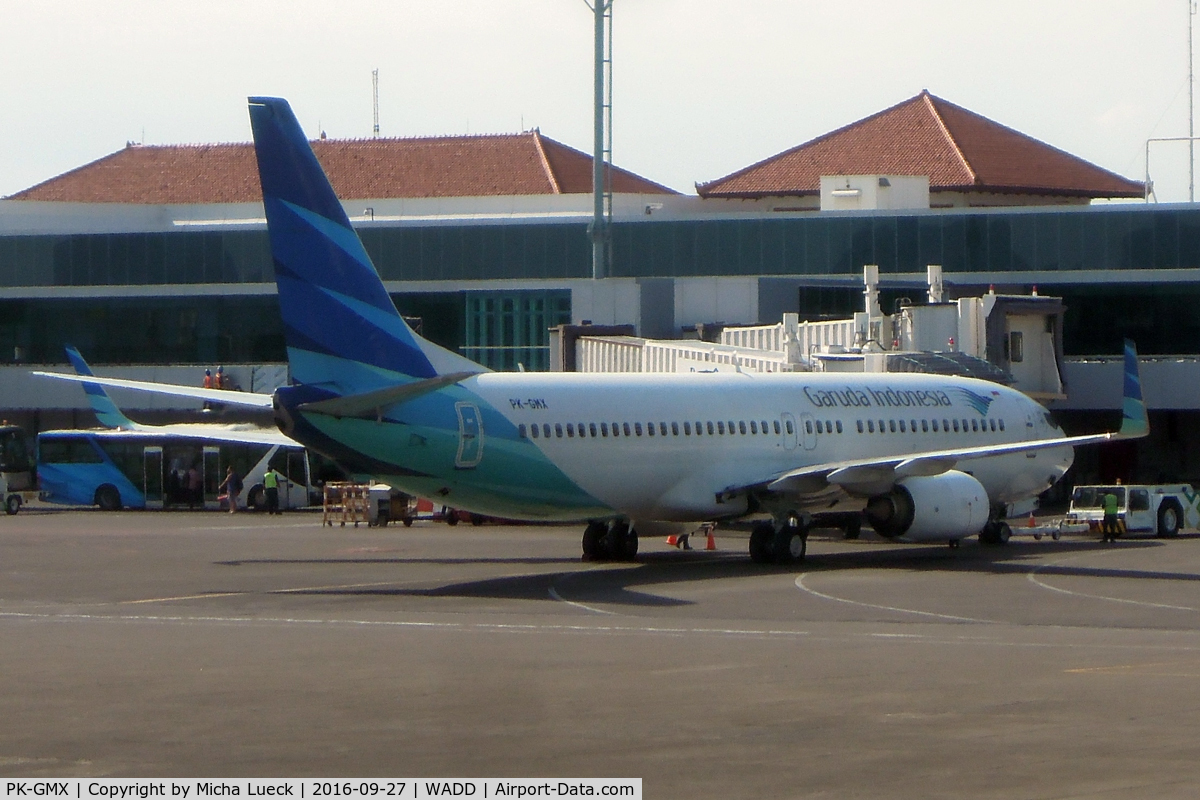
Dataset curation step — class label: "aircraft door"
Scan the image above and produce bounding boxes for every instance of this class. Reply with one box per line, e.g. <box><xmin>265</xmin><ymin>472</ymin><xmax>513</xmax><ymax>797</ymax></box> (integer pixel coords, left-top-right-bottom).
<box><xmin>455</xmin><ymin>402</ymin><xmax>484</xmax><ymax>468</ymax></box>
<box><xmin>202</xmin><ymin>447</ymin><xmax>221</xmax><ymax>508</ymax></box>
<box><xmin>143</xmin><ymin>446</ymin><xmax>164</xmax><ymax>509</ymax></box>
<box><xmin>780</xmin><ymin>412</ymin><xmax>797</xmax><ymax>451</ymax></box>
<box><xmin>799</xmin><ymin>412</ymin><xmax>818</xmax><ymax>451</ymax></box>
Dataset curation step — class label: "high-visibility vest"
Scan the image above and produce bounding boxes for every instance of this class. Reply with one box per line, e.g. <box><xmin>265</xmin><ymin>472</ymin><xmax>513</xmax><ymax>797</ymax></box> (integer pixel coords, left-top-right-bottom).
<box><xmin>264</xmin><ymin>471</ymin><xmax>278</xmax><ymax>490</ymax></box>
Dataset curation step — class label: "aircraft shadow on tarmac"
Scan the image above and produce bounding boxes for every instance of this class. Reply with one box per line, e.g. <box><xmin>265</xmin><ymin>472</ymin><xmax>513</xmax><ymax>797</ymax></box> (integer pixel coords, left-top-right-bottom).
<box><xmin>212</xmin><ymin>535</ymin><xmax>1200</xmax><ymax>609</ymax></box>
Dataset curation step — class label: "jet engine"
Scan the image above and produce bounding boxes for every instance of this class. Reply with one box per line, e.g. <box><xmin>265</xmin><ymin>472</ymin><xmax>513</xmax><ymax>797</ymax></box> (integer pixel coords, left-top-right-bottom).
<box><xmin>864</xmin><ymin>471</ymin><xmax>987</xmax><ymax>542</ymax></box>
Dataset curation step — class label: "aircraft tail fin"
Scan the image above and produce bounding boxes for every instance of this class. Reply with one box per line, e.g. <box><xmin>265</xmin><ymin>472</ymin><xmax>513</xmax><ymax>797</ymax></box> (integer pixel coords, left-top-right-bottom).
<box><xmin>1118</xmin><ymin>338</ymin><xmax>1149</xmax><ymax>438</ymax></box>
<box><xmin>247</xmin><ymin>96</ymin><xmax>484</xmax><ymax>394</ymax></box>
<box><xmin>64</xmin><ymin>346</ymin><xmax>138</xmax><ymax>430</ymax></box>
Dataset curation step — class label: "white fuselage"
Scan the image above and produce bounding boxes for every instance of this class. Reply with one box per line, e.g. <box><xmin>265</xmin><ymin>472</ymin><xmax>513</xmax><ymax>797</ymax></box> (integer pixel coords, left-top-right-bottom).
<box><xmin>466</xmin><ymin>370</ymin><xmax>1072</xmax><ymax>522</ymax></box>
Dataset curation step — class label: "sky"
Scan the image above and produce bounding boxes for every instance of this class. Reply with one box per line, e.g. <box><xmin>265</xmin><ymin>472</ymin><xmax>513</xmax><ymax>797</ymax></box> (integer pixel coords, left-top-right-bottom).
<box><xmin>2</xmin><ymin>1</ymin><xmax>1198</xmax><ymax>201</ymax></box>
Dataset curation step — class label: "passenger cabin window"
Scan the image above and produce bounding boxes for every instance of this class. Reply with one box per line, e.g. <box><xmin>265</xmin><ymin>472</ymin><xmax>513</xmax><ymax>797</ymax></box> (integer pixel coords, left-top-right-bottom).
<box><xmin>999</xmin><ymin>419</ymin><xmax>1005</xmax><ymax>431</ymax></box>
<box><xmin>635</xmin><ymin>423</ymin><xmax>643</xmax><ymax>436</ymax></box>
<box><xmin>750</xmin><ymin>421</ymin><xmax>758</xmax><ymax>434</ymax></box>
<box><xmin>660</xmin><ymin>422</ymin><xmax>668</xmax><ymax>436</ymax></box>
<box><xmin>921</xmin><ymin>420</ymin><xmax>929</xmax><ymax>432</ymax></box>
<box><xmin>519</xmin><ymin>424</ymin><xmax>527</xmax><ymax>438</ymax></box>
<box><xmin>739</xmin><ymin>421</ymin><xmax>746</xmax><ymax>435</ymax></box>
<box><xmin>600</xmin><ymin>423</ymin><xmax>608</xmax><ymax>437</ymax></box>
<box><xmin>835</xmin><ymin>420</ymin><xmax>843</xmax><ymax>433</ymax></box>
<box><xmin>671</xmin><ymin>422</ymin><xmax>680</xmax><ymax>436</ymax></box>
<box><xmin>624</xmin><ymin>423</ymin><xmax>632</xmax><ymax>436</ymax></box>
<box><xmin>867</xmin><ymin>420</ymin><xmax>875</xmax><ymax>433</ymax></box>
<box><xmin>773</xmin><ymin>420</ymin><xmax>781</xmax><ymax>435</ymax></box>
<box><xmin>684</xmin><ymin>422</ymin><xmax>692</xmax><ymax>435</ymax></box>
<box><xmin>555</xmin><ymin>424</ymin><xmax>563</xmax><ymax>438</ymax></box>
<box><xmin>785</xmin><ymin>420</ymin><xmax>794</xmax><ymax>435</ymax></box>
<box><xmin>589</xmin><ymin>423</ymin><xmax>598</xmax><ymax>438</ymax></box>
<box><xmin>857</xmin><ymin>420</ymin><xmax>865</xmax><ymax>433</ymax></box>
<box><xmin>566</xmin><ymin>424</ymin><xmax>575</xmax><ymax>437</ymax></box>
<box><xmin>898</xmin><ymin>420</ymin><xmax>906</xmax><ymax>433</ymax></box>
<box><xmin>647</xmin><ymin>422</ymin><xmax>655</xmax><ymax>436</ymax></box>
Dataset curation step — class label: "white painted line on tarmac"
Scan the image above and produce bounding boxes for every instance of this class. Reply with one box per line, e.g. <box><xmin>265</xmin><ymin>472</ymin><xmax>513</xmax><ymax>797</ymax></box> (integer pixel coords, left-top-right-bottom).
<box><xmin>547</xmin><ymin>585</ymin><xmax>619</xmax><ymax>616</ymax></box>
<box><xmin>120</xmin><ymin>580</ymin><xmax>406</xmax><ymax>605</ymax></box>
<box><xmin>795</xmin><ymin>573</ymin><xmax>999</xmax><ymax>624</ymax></box>
<box><xmin>1026</xmin><ymin>551</ymin><xmax>1199</xmax><ymax>611</ymax></box>
<box><xmin>0</xmin><ymin>609</ymin><xmax>808</xmax><ymax>640</ymax></box>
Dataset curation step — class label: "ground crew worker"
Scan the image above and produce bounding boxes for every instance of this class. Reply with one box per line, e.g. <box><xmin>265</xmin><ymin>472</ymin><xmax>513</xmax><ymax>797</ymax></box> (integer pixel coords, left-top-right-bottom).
<box><xmin>1102</xmin><ymin>489</ymin><xmax>1120</xmax><ymax>542</ymax></box>
<box><xmin>264</xmin><ymin>468</ymin><xmax>282</xmax><ymax>515</ymax></box>
<box><xmin>219</xmin><ymin>465</ymin><xmax>242</xmax><ymax>514</ymax></box>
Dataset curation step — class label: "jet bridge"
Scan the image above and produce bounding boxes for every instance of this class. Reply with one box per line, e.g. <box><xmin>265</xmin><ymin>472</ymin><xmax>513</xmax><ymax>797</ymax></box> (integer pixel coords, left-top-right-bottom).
<box><xmin>561</xmin><ymin>265</ymin><xmax>1068</xmax><ymax>401</ymax></box>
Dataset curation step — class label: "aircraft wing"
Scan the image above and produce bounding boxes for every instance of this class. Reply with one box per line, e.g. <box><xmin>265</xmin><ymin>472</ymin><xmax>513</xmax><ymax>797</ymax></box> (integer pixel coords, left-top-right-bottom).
<box><xmin>753</xmin><ymin>337</ymin><xmax>1149</xmax><ymax>499</ymax></box>
<box><xmin>83</xmin><ymin>423</ymin><xmax>299</xmax><ymax>447</ymax></box>
<box><xmin>759</xmin><ymin>431</ymin><xmax>1121</xmax><ymax>497</ymax></box>
<box><xmin>30</xmin><ymin>371</ymin><xmax>275</xmax><ymax>409</ymax></box>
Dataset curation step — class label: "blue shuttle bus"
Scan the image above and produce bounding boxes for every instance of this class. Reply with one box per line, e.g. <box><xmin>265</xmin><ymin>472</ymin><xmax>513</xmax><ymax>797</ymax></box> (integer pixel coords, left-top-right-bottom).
<box><xmin>38</xmin><ymin>428</ymin><xmax>320</xmax><ymax>511</ymax></box>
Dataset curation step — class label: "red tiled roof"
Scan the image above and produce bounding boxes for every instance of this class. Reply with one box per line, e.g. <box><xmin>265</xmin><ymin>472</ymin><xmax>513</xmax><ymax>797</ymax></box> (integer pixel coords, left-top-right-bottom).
<box><xmin>696</xmin><ymin>91</ymin><xmax>1145</xmax><ymax>200</ymax></box>
<box><xmin>8</xmin><ymin>131</ymin><xmax>676</xmax><ymax>204</ymax></box>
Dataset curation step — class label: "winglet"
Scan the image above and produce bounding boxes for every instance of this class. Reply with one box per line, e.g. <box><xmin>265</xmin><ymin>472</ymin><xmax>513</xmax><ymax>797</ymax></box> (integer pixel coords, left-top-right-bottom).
<box><xmin>1118</xmin><ymin>338</ymin><xmax>1149</xmax><ymax>438</ymax></box>
<box><xmin>64</xmin><ymin>346</ymin><xmax>137</xmax><ymax>430</ymax></box>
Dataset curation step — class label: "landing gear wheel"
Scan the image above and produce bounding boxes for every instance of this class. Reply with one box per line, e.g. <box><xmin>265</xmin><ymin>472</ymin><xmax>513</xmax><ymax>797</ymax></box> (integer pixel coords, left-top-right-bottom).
<box><xmin>979</xmin><ymin>521</ymin><xmax>1012</xmax><ymax>546</ymax></box>
<box><xmin>402</xmin><ymin>517</ymin><xmax>414</xmax><ymax>527</ymax></box>
<box><xmin>5</xmin><ymin>494</ymin><xmax>20</xmax><ymax>515</ymax></box>
<box><xmin>604</xmin><ymin>522</ymin><xmax>628</xmax><ymax>561</ymax></box>
<box><xmin>620</xmin><ymin>527</ymin><xmax>639</xmax><ymax>560</ymax></box>
<box><xmin>843</xmin><ymin>516</ymin><xmax>862</xmax><ymax>540</ymax></box>
<box><xmin>444</xmin><ymin>509</ymin><xmax>459</xmax><ymax>526</ymax></box>
<box><xmin>772</xmin><ymin>524</ymin><xmax>807</xmax><ymax>564</ymax></box>
<box><xmin>749</xmin><ymin>522</ymin><xmax>774</xmax><ymax>564</ymax></box>
<box><xmin>582</xmin><ymin>521</ymin><xmax>607</xmax><ymax>560</ymax></box>
<box><xmin>1158</xmin><ymin>503</ymin><xmax>1182</xmax><ymax>538</ymax></box>
<box><xmin>96</xmin><ymin>485</ymin><xmax>122</xmax><ymax>511</ymax></box>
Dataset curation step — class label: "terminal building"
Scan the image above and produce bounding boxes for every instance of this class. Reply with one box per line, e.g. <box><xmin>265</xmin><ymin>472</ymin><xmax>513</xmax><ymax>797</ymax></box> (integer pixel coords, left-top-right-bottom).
<box><xmin>2</xmin><ymin>90</ymin><xmax>1199</xmax><ymax>485</ymax></box>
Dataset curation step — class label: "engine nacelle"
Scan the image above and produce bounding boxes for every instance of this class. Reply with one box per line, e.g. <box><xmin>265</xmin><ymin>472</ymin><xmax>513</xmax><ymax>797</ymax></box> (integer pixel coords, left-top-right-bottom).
<box><xmin>864</xmin><ymin>471</ymin><xmax>988</xmax><ymax>542</ymax></box>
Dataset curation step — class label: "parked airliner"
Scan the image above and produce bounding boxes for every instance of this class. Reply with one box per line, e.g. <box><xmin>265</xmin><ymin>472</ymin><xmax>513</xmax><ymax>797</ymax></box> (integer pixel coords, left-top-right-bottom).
<box><xmin>33</xmin><ymin>97</ymin><xmax>1149</xmax><ymax>563</ymax></box>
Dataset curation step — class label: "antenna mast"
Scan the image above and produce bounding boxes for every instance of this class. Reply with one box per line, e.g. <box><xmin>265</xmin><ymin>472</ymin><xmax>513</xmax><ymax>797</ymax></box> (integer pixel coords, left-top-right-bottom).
<box><xmin>372</xmin><ymin>68</ymin><xmax>380</xmax><ymax>138</ymax></box>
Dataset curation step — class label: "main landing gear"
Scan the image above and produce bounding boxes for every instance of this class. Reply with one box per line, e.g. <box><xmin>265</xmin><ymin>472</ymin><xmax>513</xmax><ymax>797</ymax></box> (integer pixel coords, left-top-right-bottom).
<box><xmin>978</xmin><ymin>506</ymin><xmax>1012</xmax><ymax>546</ymax></box>
<box><xmin>581</xmin><ymin>520</ymin><xmax>639</xmax><ymax>562</ymax></box>
<box><xmin>748</xmin><ymin>514</ymin><xmax>809</xmax><ymax>565</ymax></box>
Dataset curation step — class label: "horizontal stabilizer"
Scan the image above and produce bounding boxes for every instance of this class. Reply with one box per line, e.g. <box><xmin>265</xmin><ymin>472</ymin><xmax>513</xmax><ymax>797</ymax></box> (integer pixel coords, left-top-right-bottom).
<box><xmin>297</xmin><ymin>372</ymin><xmax>477</xmax><ymax>419</ymax></box>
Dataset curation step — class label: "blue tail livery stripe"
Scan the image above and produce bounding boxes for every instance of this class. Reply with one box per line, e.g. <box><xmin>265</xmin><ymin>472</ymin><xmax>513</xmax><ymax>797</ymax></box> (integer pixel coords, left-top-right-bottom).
<box><xmin>248</xmin><ymin>97</ymin><xmax>436</xmax><ymax>386</ymax></box>
<box><xmin>1119</xmin><ymin>338</ymin><xmax>1149</xmax><ymax>438</ymax></box>
<box><xmin>65</xmin><ymin>346</ymin><xmax>136</xmax><ymax>430</ymax></box>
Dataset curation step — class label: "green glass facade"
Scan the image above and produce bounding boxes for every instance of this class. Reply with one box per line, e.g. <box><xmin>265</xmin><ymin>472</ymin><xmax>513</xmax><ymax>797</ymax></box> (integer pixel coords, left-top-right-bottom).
<box><xmin>1</xmin><ymin>203</ymin><xmax>1200</xmax><ymax>365</ymax></box>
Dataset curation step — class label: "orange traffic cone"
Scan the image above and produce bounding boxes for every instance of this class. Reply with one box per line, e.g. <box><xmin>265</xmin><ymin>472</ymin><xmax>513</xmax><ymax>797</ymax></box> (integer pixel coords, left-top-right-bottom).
<box><xmin>666</xmin><ymin>534</ymin><xmax>678</xmax><ymax>547</ymax></box>
<box><xmin>706</xmin><ymin>530</ymin><xmax>717</xmax><ymax>550</ymax></box>
<box><xmin>1027</xmin><ymin>513</ymin><xmax>1036</xmax><ymax>528</ymax></box>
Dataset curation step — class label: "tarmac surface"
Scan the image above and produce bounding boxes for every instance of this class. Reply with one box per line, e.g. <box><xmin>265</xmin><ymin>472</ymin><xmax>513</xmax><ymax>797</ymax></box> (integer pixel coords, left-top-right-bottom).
<box><xmin>5</xmin><ymin>509</ymin><xmax>1200</xmax><ymax>798</ymax></box>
